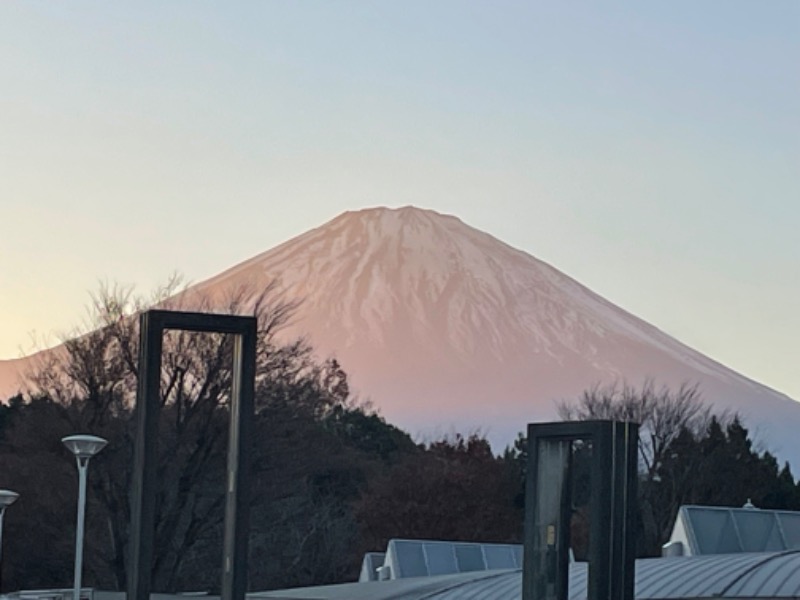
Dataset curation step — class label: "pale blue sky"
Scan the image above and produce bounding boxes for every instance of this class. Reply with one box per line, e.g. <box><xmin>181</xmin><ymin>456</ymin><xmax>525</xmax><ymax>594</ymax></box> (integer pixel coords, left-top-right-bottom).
<box><xmin>1</xmin><ymin>2</ymin><xmax>798</xmax><ymax>399</ymax></box>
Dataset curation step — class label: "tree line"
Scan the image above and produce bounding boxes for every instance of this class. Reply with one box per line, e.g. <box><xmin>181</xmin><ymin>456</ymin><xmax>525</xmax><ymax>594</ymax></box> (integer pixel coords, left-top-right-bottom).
<box><xmin>504</xmin><ymin>381</ymin><xmax>800</xmax><ymax>557</ymax></box>
<box><xmin>0</xmin><ymin>282</ymin><xmax>520</xmax><ymax>592</ymax></box>
<box><xmin>0</xmin><ymin>283</ymin><xmax>799</xmax><ymax>590</ymax></box>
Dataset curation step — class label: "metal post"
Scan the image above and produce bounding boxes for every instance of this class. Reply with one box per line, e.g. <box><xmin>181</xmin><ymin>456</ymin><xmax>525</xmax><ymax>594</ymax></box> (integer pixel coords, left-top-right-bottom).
<box><xmin>73</xmin><ymin>458</ymin><xmax>88</xmax><ymax>600</ymax></box>
<box><xmin>523</xmin><ymin>421</ymin><xmax>639</xmax><ymax>600</ymax></box>
<box><xmin>588</xmin><ymin>423</ymin><xmax>612</xmax><ymax>600</ymax></box>
<box><xmin>0</xmin><ymin>508</ymin><xmax>5</xmax><ymax>592</ymax></box>
<box><xmin>63</xmin><ymin>436</ymin><xmax>105</xmax><ymax>600</ymax></box>
<box><xmin>128</xmin><ymin>312</ymin><xmax>162</xmax><ymax>600</ymax></box>
<box><xmin>128</xmin><ymin>310</ymin><xmax>256</xmax><ymax>600</ymax></box>
<box><xmin>0</xmin><ymin>489</ymin><xmax>19</xmax><ymax>594</ymax></box>
<box><xmin>221</xmin><ymin>332</ymin><xmax>255</xmax><ymax>600</ymax></box>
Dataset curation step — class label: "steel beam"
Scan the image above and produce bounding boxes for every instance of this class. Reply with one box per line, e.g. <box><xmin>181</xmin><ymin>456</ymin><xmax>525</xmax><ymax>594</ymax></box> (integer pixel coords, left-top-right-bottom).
<box><xmin>523</xmin><ymin>420</ymin><xmax>638</xmax><ymax>600</ymax></box>
<box><xmin>127</xmin><ymin>310</ymin><xmax>257</xmax><ymax>600</ymax></box>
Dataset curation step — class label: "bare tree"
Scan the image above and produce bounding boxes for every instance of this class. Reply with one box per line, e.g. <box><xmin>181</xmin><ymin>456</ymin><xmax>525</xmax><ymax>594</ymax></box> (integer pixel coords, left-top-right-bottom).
<box><xmin>557</xmin><ymin>379</ymin><xmax>723</xmax><ymax>555</ymax></box>
<box><xmin>20</xmin><ymin>277</ymin><xmax>329</xmax><ymax>591</ymax></box>
<box><xmin>558</xmin><ymin>379</ymin><xmax>714</xmax><ymax>479</ymax></box>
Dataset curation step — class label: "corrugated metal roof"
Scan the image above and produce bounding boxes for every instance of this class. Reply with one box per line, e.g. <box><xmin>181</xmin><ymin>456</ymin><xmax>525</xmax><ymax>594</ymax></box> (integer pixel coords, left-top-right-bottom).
<box><xmin>254</xmin><ymin>550</ymin><xmax>800</xmax><ymax>599</ymax></box>
<box><xmin>251</xmin><ymin>570</ymin><xmax>516</xmax><ymax>600</ymax></box>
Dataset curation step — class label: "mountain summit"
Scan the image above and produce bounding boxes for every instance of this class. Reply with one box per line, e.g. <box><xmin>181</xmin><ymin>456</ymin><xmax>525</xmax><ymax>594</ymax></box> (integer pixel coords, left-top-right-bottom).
<box><xmin>191</xmin><ymin>206</ymin><xmax>800</xmax><ymax>456</ymax></box>
<box><xmin>3</xmin><ymin>206</ymin><xmax>800</xmax><ymax>459</ymax></box>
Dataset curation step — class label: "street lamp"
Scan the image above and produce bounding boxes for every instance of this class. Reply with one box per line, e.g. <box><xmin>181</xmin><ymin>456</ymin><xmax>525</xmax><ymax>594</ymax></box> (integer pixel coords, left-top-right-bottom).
<box><xmin>62</xmin><ymin>435</ymin><xmax>107</xmax><ymax>600</ymax></box>
<box><xmin>0</xmin><ymin>489</ymin><xmax>19</xmax><ymax>593</ymax></box>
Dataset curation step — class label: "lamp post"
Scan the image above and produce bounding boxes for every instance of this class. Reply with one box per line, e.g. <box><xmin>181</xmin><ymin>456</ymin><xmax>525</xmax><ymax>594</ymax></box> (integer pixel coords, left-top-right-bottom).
<box><xmin>62</xmin><ymin>435</ymin><xmax>107</xmax><ymax>600</ymax></box>
<box><xmin>0</xmin><ymin>489</ymin><xmax>19</xmax><ymax>593</ymax></box>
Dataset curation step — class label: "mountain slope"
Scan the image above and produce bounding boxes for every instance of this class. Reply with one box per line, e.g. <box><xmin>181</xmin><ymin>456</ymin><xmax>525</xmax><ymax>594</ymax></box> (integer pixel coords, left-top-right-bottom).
<box><xmin>3</xmin><ymin>206</ymin><xmax>799</xmax><ymax>462</ymax></box>
<box><xmin>190</xmin><ymin>206</ymin><xmax>800</xmax><ymax>459</ymax></box>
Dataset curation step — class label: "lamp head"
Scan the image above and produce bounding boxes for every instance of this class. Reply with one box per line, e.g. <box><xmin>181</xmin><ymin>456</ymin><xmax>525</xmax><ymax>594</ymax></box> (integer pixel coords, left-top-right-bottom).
<box><xmin>0</xmin><ymin>489</ymin><xmax>18</xmax><ymax>509</ymax></box>
<box><xmin>62</xmin><ymin>434</ymin><xmax>108</xmax><ymax>460</ymax></box>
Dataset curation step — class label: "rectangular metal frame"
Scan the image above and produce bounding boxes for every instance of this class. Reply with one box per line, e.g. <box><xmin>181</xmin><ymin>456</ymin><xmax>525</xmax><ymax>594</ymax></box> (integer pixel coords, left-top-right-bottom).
<box><xmin>127</xmin><ymin>310</ymin><xmax>257</xmax><ymax>600</ymax></box>
<box><xmin>523</xmin><ymin>420</ymin><xmax>638</xmax><ymax>600</ymax></box>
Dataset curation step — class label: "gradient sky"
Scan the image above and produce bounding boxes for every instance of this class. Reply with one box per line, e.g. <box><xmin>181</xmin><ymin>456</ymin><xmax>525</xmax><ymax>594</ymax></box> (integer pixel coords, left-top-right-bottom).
<box><xmin>2</xmin><ymin>2</ymin><xmax>798</xmax><ymax>401</ymax></box>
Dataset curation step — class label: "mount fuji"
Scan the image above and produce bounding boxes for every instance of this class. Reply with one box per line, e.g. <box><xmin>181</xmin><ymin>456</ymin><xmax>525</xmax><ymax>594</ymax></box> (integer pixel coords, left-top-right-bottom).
<box><xmin>2</xmin><ymin>206</ymin><xmax>799</xmax><ymax>462</ymax></box>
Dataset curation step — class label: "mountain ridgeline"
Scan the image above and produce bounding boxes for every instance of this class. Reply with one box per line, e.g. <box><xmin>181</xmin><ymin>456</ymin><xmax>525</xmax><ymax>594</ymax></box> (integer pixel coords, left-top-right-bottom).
<box><xmin>2</xmin><ymin>206</ymin><xmax>800</xmax><ymax>463</ymax></box>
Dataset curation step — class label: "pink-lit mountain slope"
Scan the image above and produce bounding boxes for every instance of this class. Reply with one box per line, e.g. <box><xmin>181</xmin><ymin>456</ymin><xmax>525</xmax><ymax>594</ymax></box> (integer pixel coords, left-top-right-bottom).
<box><xmin>2</xmin><ymin>206</ymin><xmax>799</xmax><ymax>463</ymax></box>
<box><xmin>0</xmin><ymin>361</ymin><xmax>22</xmax><ymax>400</ymax></box>
<box><xmin>186</xmin><ymin>206</ymin><xmax>800</xmax><ymax>461</ymax></box>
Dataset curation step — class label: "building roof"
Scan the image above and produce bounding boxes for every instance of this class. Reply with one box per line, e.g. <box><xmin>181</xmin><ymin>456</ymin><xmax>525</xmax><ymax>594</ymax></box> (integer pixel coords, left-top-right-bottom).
<box><xmin>669</xmin><ymin>505</ymin><xmax>800</xmax><ymax>555</ymax></box>
<box><xmin>366</xmin><ymin>539</ymin><xmax>523</xmax><ymax>581</ymax></box>
<box><xmin>254</xmin><ymin>550</ymin><xmax>800</xmax><ymax>600</ymax></box>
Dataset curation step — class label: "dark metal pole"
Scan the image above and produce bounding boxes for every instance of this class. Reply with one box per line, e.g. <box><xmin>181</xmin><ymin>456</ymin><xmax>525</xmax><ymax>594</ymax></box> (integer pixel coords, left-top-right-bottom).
<box><xmin>0</xmin><ymin>507</ymin><xmax>6</xmax><ymax>593</ymax></box>
<box><xmin>221</xmin><ymin>325</ymin><xmax>256</xmax><ymax>600</ymax></box>
<box><xmin>617</xmin><ymin>422</ymin><xmax>639</xmax><ymax>600</ymax></box>
<box><xmin>127</xmin><ymin>310</ymin><xmax>257</xmax><ymax>600</ymax></box>
<box><xmin>588</xmin><ymin>422</ymin><xmax>612</xmax><ymax>600</ymax></box>
<box><xmin>523</xmin><ymin>429</ymin><xmax>572</xmax><ymax>600</ymax></box>
<box><xmin>523</xmin><ymin>421</ymin><xmax>639</xmax><ymax>600</ymax></box>
<box><xmin>128</xmin><ymin>312</ymin><xmax>163</xmax><ymax>600</ymax></box>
